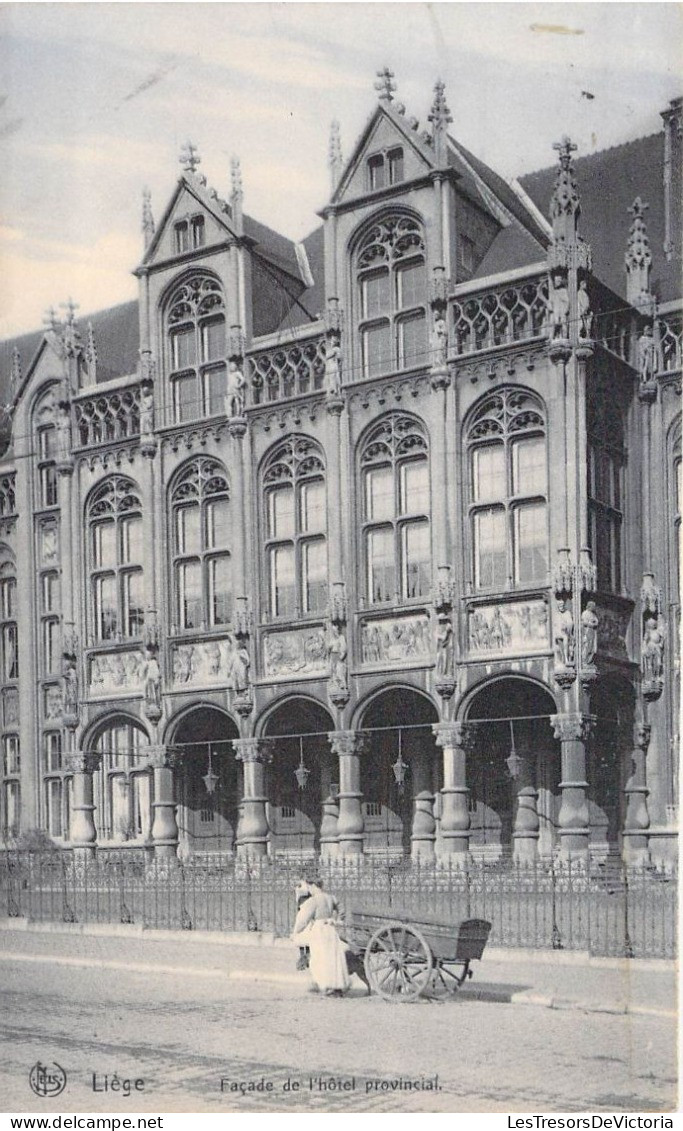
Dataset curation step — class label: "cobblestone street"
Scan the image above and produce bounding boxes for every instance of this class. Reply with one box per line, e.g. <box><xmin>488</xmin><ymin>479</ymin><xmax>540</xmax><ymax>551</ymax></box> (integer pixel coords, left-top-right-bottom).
<box><xmin>0</xmin><ymin>949</ymin><xmax>676</xmax><ymax>1114</ymax></box>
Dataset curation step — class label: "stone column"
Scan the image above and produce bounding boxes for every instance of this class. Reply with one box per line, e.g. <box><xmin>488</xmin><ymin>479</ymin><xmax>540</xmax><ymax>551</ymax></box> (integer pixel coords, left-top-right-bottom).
<box><xmin>623</xmin><ymin>722</ymin><xmax>651</xmax><ymax>866</ymax></box>
<box><xmin>67</xmin><ymin>752</ymin><xmax>100</xmax><ymax>854</ymax></box>
<box><xmin>512</xmin><ymin>759</ymin><xmax>539</xmax><ymax>864</ymax></box>
<box><xmin>433</xmin><ymin>722</ymin><xmax>472</xmax><ymax>860</ymax></box>
<box><xmin>149</xmin><ymin>746</ymin><xmax>178</xmax><ymax>860</ymax></box>
<box><xmin>328</xmin><ymin>731</ymin><xmax>364</xmax><ymax>855</ymax></box>
<box><xmin>319</xmin><ymin>794</ymin><xmax>340</xmax><ymax>860</ymax></box>
<box><xmin>551</xmin><ymin>713</ymin><xmax>592</xmax><ymax>861</ymax></box>
<box><xmin>409</xmin><ymin>752</ymin><xmax>435</xmax><ymax>861</ymax></box>
<box><xmin>233</xmin><ymin>738</ymin><xmax>271</xmax><ymax>857</ymax></box>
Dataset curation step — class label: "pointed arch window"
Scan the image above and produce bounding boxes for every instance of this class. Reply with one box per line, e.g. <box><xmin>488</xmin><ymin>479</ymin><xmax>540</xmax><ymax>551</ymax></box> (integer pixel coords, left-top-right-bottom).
<box><xmin>262</xmin><ymin>438</ymin><xmax>327</xmax><ymax>620</ymax></box>
<box><xmin>166</xmin><ymin>275</ymin><xmax>226</xmax><ymax>423</ymax></box>
<box><xmin>467</xmin><ymin>390</ymin><xmax>548</xmax><ymax>591</ymax></box>
<box><xmin>171</xmin><ymin>458</ymin><xmax>231</xmax><ymax>632</ymax></box>
<box><xmin>356</xmin><ymin>215</ymin><xmax>427</xmax><ymax>379</ymax></box>
<box><xmin>587</xmin><ymin>397</ymin><xmax>624</xmax><ymax>593</ymax></box>
<box><xmin>360</xmin><ymin>414</ymin><xmax>430</xmax><ymax>605</ymax></box>
<box><xmin>88</xmin><ymin>477</ymin><xmax>144</xmax><ymax>643</ymax></box>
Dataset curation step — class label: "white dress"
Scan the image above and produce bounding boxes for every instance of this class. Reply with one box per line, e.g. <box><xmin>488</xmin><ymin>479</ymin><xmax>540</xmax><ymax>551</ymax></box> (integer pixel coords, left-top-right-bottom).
<box><xmin>292</xmin><ymin>890</ymin><xmax>350</xmax><ymax>993</ymax></box>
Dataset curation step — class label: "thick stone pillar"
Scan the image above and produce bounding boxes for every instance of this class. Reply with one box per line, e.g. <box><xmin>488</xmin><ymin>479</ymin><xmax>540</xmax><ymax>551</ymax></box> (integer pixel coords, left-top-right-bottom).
<box><xmin>551</xmin><ymin>714</ymin><xmax>592</xmax><ymax>860</ymax></box>
<box><xmin>149</xmin><ymin>747</ymin><xmax>178</xmax><ymax>860</ymax></box>
<box><xmin>433</xmin><ymin>722</ymin><xmax>472</xmax><ymax>860</ymax></box>
<box><xmin>409</xmin><ymin>752</ymin><xmax>435</xmax><ymax>861</ymax></box>
<box><xmin>328</xmin><ymin>731</ymin><xmax>364</xmax><ymax>855</ymax></box>
<box><xmin>623</xmin><ymin>722</ymin><xmax>651</xmax><ymax>866</ymax></box>
<box><xmin>233</xmin><ymin>739</ymin><xmax>271</xmax><ymax>857</ymax></box>
<box><xmin>512</xmin><ymin>758</ymin><xmax>539</xmax><ymax>864</ymax></box>
<box><xmin>319</xmin><ymin>794</ymin><xmax>339</xmax><ymax>860</ymax></box>
<box><xmin>67</xmin><ymin>752</ymin><xmax>100</xmax><ymax>854</ymax></box>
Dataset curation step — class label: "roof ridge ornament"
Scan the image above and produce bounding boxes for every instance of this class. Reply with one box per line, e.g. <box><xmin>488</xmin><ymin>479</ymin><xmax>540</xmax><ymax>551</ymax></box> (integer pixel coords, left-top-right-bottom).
<box><xmin>230</xmin><ymin>155</ymin><xmax>243</xmax><ymax>233</ymax></box>
<box><xmin>142</xmin><ymin>186</ymin><xmax>155</xmax><ymax>249</ymax></box>
<box><xmin>547</xmin><ymin>135</ymin><xmax>591</xmax><ymax>274</ymax></box>
<box><xmin>328</xmin><ymin>119</ymin><xmax>343</xmax><ymax>192</ymax></box>
<box><xmin>179</xmin><ymin>140</ymin><xmax>201</xmax><ymax>175</ymax></box>
<box><xmin>59</xmin><ymin>299</ymin><xmax>81</xmax><ymax>356</ymax></box>
<box><xmin>85</xmin><ymin>322</ymin><xmax>98</xmax><ymax>383</ymax></box>
<box><xmin>374</xmin><ymin>66</ymin><xmax>396</xmax><ymax>103</ymax></box>
<box><xmin>428</xmin><ymin>78</ymin><xmax>452</xmax><ymax>164</ymax></box>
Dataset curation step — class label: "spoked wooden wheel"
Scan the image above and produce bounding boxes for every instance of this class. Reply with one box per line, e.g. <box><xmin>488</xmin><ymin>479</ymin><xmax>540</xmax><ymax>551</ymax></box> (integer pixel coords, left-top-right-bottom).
<box><xmin>363</xmin><ymin>922</ymin><xmax>433</xmax><ymax>1001</ymax></box>
<box><xmin>428</xmin><ymin>959</ymin><xmax>466</xmax><ymax>998</ymax></box>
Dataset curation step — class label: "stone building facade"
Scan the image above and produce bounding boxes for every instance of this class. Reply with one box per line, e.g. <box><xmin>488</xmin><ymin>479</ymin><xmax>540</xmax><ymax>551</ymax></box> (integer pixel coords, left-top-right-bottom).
<box><xmin>0</xmin><ymin>76</ymin><xmax>680</xmax><ymax>864</ymax></box>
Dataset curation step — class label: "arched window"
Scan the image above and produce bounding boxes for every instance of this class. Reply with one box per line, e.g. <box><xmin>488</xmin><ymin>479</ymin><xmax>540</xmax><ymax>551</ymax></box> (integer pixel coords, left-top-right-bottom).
<box><xmin>91</xmin><ymin>719</ymin><xmax>151</xmax><ymax>843</ymax></box>
<box><xmin>166</xmin><ymin>275</ymin><xmax>226</xmax><ymax>423</ymax></box>
<box><xmin>467</xmin><ymin>389</ymin><xmax>548</xmax><ymax>591</ymax></box>
<box><xmin>360</xmin><ymin>414</ymin><xmax>430</xmax><ymax>604</ymax></box>
<box><xmin>33</xmin><ymin>388</ymin><xmax>58</xmax><ymax>509</ymax></box>
<box><xmin>356</xmin><ymin>215</ymin><xmax>427</xmax><ymax>379</ymax></box>
<box><xmin>262</xmin><ymin>438</ymin><xmax>326</xmax><ymax>620</ymax></box>
<box><xmin>0</xmin><ymin>560</ymin><xmax>18</xmax><ymax>682</ymax></box>
<box><xmin>171</xmin><ymin>458</ymin><xmax>231</xmax><ymax>631</ymax></box>
<box><xmin>587</xmin><ymin>396</ymin><xmax>624</xmax><ymax>593</ymax></box>
<box><xmin>87</xmin><ymin>477</ymin><xmax>144</xmax><ymax>643</ymax></box>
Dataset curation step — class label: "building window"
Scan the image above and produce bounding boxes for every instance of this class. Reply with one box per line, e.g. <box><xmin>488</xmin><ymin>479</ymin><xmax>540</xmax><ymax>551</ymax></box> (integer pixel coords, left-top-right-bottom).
<box><xmin>167</xmin><ymin>275</ymin><xmax>226</xmax><ymax>423</ymax></box>
<box><xmin>88</xmin><ymin>477</ymin><xmax>144</xmax><ymax>644</ymax></box>
<box><xmin>171</xmin><ymin>457</ymin><xmax>231</xmax><ymax>632</ymax></box>
<box><xmin>92</xmin><ymin>720</ymin><xmax>151</xmax><ymax>843</ymax></box>
<box><xmin>2</xmin><ymin>734</ymin><xmax>20</xmax><ymax>840</ymax></box>
<box><xmin>174</xmin><ymin>216</ymin><xmax>206</xmax><ymax>255</ymax></box>
<box><xmin>356</xmin><ymin>214</ymin><xmax>426</xmax><ymax>379</ymax></box>
<box><xmin>262</xmin><ymin>437</ymin><xmax>327</xmax><ymax>621</ymax></box>
<box><xmin>588</xmin><ymin>397</ymin><xmax>624</xmax><ymax>594</ymax></box>
<box><xmin>367</xmin><ymin>147</ymin><xmax>404</xmax><ymax>191</ymax></box>
<box><xmin>41</xmin><ymin>732</ymin><xmax>71</xmax><ymax>839</ymax></box>
<box><xmin>360</xmin><ymin>414</ymin><xmax>430</xmax><ymax>605</ymax></box>
<box><xmin>38</xmin><ymin>426</ymin><xmax>58</xmax><ymax>508</ymax></box>
<box><xmin>0</xmin><ymin>566</ymin><xmax>18</xmax><ymax>682</ymax></box>
<box><xmin>467</xmin><ymin>389</ymin><xmax>548</xmax><ymax>592</ymax></box>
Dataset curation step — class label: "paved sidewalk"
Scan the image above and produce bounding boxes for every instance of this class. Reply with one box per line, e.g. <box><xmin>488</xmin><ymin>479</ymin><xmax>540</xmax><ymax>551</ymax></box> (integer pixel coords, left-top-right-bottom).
<box><xmin>0</xmin><ymin>920</ymin><xmax>676</xmax><ymax>1018</ymax></box>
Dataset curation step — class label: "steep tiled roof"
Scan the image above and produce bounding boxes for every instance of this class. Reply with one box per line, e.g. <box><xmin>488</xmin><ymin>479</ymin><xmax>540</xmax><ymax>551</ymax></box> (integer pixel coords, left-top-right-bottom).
<box><xmin>272</xmin><ymin>225</ymin><xmax>326</xmax><ymax>333</ymax></box>
<box><xmin>520</xmin><ymin>133</ymin><xmax>680</xmax><ymax>304</ymax></box>
<box><xmin>449</xmin><ymin>138</ymin><xmax>549</xmax><ymax>249</ymax></box>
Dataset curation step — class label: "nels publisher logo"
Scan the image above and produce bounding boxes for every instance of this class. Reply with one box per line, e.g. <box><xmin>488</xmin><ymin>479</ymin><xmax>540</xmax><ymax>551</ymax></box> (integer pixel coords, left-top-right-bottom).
<box><xmin>29</xmin><ymin>1061</ymin><xmax>67</xmax><ymax>1098</ymax></box>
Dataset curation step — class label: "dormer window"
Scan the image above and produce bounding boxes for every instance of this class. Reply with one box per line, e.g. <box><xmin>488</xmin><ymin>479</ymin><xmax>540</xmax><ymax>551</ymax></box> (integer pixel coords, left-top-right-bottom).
<box><xmin>174</xmin><ymin>215</ymin><xmax>206</xmax><ymax>256</ymax></box>
<box><xmin>166</xmin><ymin>275</ymin><xmax>227</xmax><ymax>423</ymax></box>
<box><xmin>368</xmin><ymin>147</ymin><xmax>405</xmax><ymax>192</ymax></box>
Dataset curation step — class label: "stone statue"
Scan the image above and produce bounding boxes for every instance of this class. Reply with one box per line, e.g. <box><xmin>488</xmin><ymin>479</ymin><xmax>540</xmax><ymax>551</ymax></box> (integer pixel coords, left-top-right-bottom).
<box><xmin>327</xmin><ymin>622</ymin><xmax>348</xmax><ymax>692</ymax></box>
<box><xmin>578</xmin><ymin>280</ymin><xmax>593</xmax><ymax>339</ymax></box>
<box><xmin>62</xmin><ymin>654</ymin><xmax>78</xmax><ymax>715</ymax></box>
<box><xmin>642</xmin><ymin>617</ymin><xmax>664</xmax><ymax>681</ymax></box>
<box><xmin>580</xmin><ymin>600</ymin><xmax>599</xmax><ymax>666</ymax></box>
<box><xmin>140</xmin><ymin>380</ymin><xmax>154</xmax><ymax>435</ymax></box>
<box><xmin>548</xmin><ymin>272</ymin><xmax>570</xmax><ymax>339</ymax></box>
<box><xmin>225</xmin><ymin>361</ymin><xmax>246</xmax><ymax>418</ymax></box>
<box><xmin>325</xmin><ymin>336</ymin><xmax>342</xmax><ymax>396</ymax></box>
<box><xmin>638</xmin><ymin>325</ymin><xmax>656</xmax><ymax>383</ymax></box>
<box><xmin>554</xmin><ymin>599</ymin><xmax>575</xmax><ymax>667</ymax></box>
<box><xmin>435</xmin><ymin>615</ymin><xmax>454</xmax><ymax>679</ymax></box>
<box><xmin>432</xmin><ymin>312</ymin><xmax>448</xmax><ymax>367</ymax></box>
<box><xmin>230</xmin><ymin>641</ymin><xmax>251</xmax><ymax>694</ymax></box>
<box><xmin>143</xmin><ymin>653</ymin><xmax>161</xmax><ymax>710</ymax></box>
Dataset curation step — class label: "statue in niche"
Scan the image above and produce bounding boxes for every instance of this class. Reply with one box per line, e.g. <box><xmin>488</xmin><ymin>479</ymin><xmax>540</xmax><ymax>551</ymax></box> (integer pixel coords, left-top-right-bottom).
<box><xmin>225</xmin><ymin>361</ymin><xmax>245</xmax><ymax>418</ymax></box>
<box><xmin>554</xmin><ymin>599</ymin><xmax>575</xmax><ymax>667</ymax></box>
<box><xmin>62</xmin><ymin>654</ymin><xmax>78</xmax><ymax>715</ymax></box>
<box><xmin>143</xmin><ymin>652</ymin><xmax>161</xmax><ymax>711</ymax></box>
<box><xmin>642</xmin><ymin>617</ymin><xmax>665</xmax><ymax>681</ymax></box>
<box><xmin>431</xmin><ymin>311</ymin><xmax>448</xmax><ymax>367</ymax></box>
<box><xmin>140</xmin><ymin>380</ymin><xmax>155</xmax><ymax>435</ymax></box>
<box><xmin>580</xmin><ymin>601</ymin><xmax>599</xmax><ymax>666</ymax></box>
<box><xmin>325</xmin><ymin>336</ymin><xmax>342</xmax><ymax>396</ymax></box>
<box><xmin>638</xmin><ymin>325</ymin><xmax>656</xmax><ymax>383</ymax></box>
<box><xmin>548</xmin><ymin>272</ymin><xmax>570</xmax><ymax>339</ymax></box>
<box><xmin>435</xmin><ymin>615</ymin><xmax>454</xmax><ymax>679</ymax></box>
<box><xmin>327</xmin><ymin>622</ymin><xmax>348</xmax><ymax>692</ymax></box>
<box><xmin>230</xmin><ymin>640</ymin><xmax>251</xmax><ymax>694</ymax></box>
<box><xmin>578</xmin><ymin>280</ymin><xmax>593</xmax><ymax>339</ymax></box>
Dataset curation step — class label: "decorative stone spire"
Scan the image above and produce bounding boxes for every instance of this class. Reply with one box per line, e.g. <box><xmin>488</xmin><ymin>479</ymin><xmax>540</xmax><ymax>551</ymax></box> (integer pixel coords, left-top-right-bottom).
<box><xmin>230</xmin><ymin>155</ymin><xmax>243</xmax><ymax>230</ymax></box>
<box><xmin>625</xmin><ymin>197</ymin><xmax>653</xmax><ymax>307</ymax></box>
<box><xmin>374</xmin><ymin>66</ymin><xmax>396</xmax><ymax>103</ymax></box>
<box><xmin>142</xmin><ymin>186</ymin><xmax>155</xmax><ymax>249</ymax></box>
<box><xmin>179</xmin><ymin>140</ymin><xmax>201</xmax><ymax>175</ymax></box>
<box><xmin>328</xmin><ymin>120</ymin><xmax>343</xmax><ymax>192</ymax></box>
<box><xmin>428</xmin><ymin>79</ymin><xmax>452</xmax><ymax>165</ymax></box>
<box><xmin>85</xmin><ymin>322</ymin><xmax>97</xmax><ymax>383</ymax></box>
<box><xmin>43</xmin><ymin>306</ymin><xmax>59</xmax><ymax>333</ymax></box>
<box><xmin>9</xmin><ymin>347</ymin><xmax>20</xmax><ymax>401</ymax></box>
<box><xmin>547</xmin><ymin>135</ymin><xmax>591</xmax><ymax>274</ymax></box>
<box><xmin>60</xmin><ymin>299</ymin><xmax>81</xmax><ymax>356</ymax></box>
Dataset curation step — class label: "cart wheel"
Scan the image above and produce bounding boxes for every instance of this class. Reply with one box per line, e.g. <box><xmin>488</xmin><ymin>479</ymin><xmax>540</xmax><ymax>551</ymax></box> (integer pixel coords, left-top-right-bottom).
<box><xmin>428</xmin><ymin>959</ymin><xmax>467</xmax><ymax>997</ymax></box>
<box><xmin>363</xmin><ymin>922</ymin><xmax>433</xmax><ymax>1002</ymax></box>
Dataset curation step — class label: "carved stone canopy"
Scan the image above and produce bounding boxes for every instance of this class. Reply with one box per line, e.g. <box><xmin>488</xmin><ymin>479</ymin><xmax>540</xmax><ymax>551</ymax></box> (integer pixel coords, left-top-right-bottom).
<box><xmin>327</xmin><ymin>730</ymin><xmax>366</xmax><ymax>758</ymax></box>
<box><xmin>432</xmin><ymin>721</ymin><xmax>475</xmax><ymax>752</ymax></box>
<box><xmin>233</xmin><ymin>738</ymin><xmax>272</xmax><ymax>764</ymax></box>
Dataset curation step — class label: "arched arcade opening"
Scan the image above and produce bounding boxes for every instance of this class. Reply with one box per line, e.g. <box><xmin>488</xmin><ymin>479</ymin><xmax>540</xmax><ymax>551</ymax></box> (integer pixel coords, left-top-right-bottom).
<box><xmin>171</xmin><ymin>706</ymin><xmax>240</xmax><ymax>854</ymax></box>
<box><xmin>262</xmin><ymin>698</ymin><xmax>335</xmax><ymax>858</ymax></box>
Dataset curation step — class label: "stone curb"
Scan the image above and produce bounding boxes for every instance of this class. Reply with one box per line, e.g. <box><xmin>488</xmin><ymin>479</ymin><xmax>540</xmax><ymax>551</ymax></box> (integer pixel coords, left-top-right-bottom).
<box><xmin>0</xmin><ymin>949</ymin><xmax>675</xmax><ymax>1019</ymax></box>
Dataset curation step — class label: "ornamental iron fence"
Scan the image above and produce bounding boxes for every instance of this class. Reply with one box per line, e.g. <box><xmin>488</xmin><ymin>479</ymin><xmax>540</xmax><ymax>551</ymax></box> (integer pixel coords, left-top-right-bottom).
<box><xmin>0</xmin><ymin>850</ymin><xmax>675</xmax><ymax>960</ymax></box>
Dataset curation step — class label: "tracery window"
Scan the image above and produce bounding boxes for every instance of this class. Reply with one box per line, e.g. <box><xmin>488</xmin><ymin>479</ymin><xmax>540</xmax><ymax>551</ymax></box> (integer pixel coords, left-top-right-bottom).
<box><xmin>1</xmin><ymin>734</ymin><xmax>20</xmax><ymax>840</ymax></box>
<box><xmin>42</xmin><ymin>731</ymin><xmax>71</xmax><ymax>839</ymax></box>
<box><xmin>262</xmin><ymin>438</ymin><xmax>327</xmax><ymax>620</ymax></box>
<box><xmin>171</xmin><ymin>458</ymin><xmax>232</xmax><ymax>632</ymax></box>
<box><xmin>166</xmin><ymin>275</ymin><xmax>226</xmax><ymax>423</ymax></box>
<box><xmin>467</xmin><ymin>390</ymin><xmax>548</xmax><ymax>591</ymax></box>
<box><xmin>360</xmin><ymin>415</ymin><xmax>430</xmax><ymax>605</ymax></box>
<box><xmin>0</xmin><ymin>563</ymin><xmax>18</xmax><ymax>681</ymax></box>
<box><xmin>588</xmin><ymin>396</ymin><xmax>624</xmax><ymax>593</ymax></box>
<box><xmin>91</xmin><ymin>720</ymin><xmax>151</xmax><ymax>843</ymax></box>
<box><xmin>87</xmin><ymin>477</ymin><xmax>144</xmax><ymax>643</ymax></box>
<box><xmin>356</xmin><ymin>215</ymin><xmax>427</xmax><ymax>379</ymax></box>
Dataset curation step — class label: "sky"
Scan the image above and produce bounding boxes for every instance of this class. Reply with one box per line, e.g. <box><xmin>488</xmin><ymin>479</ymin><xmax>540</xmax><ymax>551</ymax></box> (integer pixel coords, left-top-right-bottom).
<box><xmin>0</xmin><ymin>1</ymin><xmax>681</xmax><ymax>339</ymax></box>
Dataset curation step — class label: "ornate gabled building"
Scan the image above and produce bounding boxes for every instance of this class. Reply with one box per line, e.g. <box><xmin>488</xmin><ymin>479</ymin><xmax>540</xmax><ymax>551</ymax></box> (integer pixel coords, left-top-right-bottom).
<box><xmin>0</xmin><ymin>75</ymin><xmax>680</xmax><ymax>865</ymax></box>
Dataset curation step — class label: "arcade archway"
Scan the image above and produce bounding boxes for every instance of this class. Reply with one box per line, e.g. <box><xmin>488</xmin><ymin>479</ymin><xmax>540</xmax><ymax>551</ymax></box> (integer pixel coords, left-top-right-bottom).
<box><xmin>171</xmin><ymin>706</ymin><xmax>240</xmax><ymax>854</ymax></box>
<box><xmin>263</xmin><ymin>698</ymin><xmax>335</xmax><ymax>857</ymax></box>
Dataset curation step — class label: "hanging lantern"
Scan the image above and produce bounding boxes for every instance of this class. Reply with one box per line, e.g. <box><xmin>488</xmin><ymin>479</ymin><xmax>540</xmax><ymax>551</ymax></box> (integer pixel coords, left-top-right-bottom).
<box><xmin>392</xmin><ymin>753</ymin><xmax>409</xmax><ymax>789</ymax></box>
<box><xmin>294</xmin><ymin>754</ymin><xmax>310</xmax><ymax>791</ymax></box>
<box><xmin>202</xmin><ymin>746</ymin><xmax>219</xmax><ymax>795</ymax></box>
<box><xmin>505</xmin><ymin>720</ymin><xmax>523</xmax><ymax>780</ymax></box>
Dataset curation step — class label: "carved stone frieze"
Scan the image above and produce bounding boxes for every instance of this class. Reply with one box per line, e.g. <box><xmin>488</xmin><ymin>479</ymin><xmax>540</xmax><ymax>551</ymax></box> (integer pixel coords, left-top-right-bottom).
<box><xmin>172</xmin><ymin>637</ymin><xmax>249</xmax><ymax>690</ymax></box>
<box><xmin>348</xmin><ymin>375</ymin><xmax>429</xmax><ymax>412</ymax></box>
<box><xmin>89</xmin><ymin>649</ymin><xmax>145</xmax><ymax>697</ymax></box>
<box><xmin>468</xmin><ymin>600</ymin><xmax>548</xmax><ymax>657</ymax></box>
<box><xmin>161</xmin><ymin>423</ymin><xmax>229</xmax><ymax>454</ymax></box>
<box><xmin>597</xmin><ymin>606</ymin><xmax>630</xmax><ymax>659</ymax></box>
<box><xmin>360</xmin><ymin>613</ymin><xmax>431</xmax><ymax>666</ymax></box>
<box><xmin>40</xmin><ymin>522</ymin><xmax>59</xmax><ymax>566</ymax></box>
<box><xmin>263</xmin><ymin>626</ymin><xmax>328</xmax><ymax>680</ymax></box>
<box><xmin>44</xmin><ymin>685</ymin><xmax>63</xmax><ymax>719</ymax></box>
<box><xmin>76</xmin><ymin>445</ymin><xmax>139</xmax><ymax>473</ymax></box>
<box><xmin>250</xmin><ymin>401</ymin><xmax>322</xmax><ymax>435</ymax></box>
<box><xmin>2</xmin><ymin>688</ymin><xmax>18</xmax><ymax>728</ymax></box>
